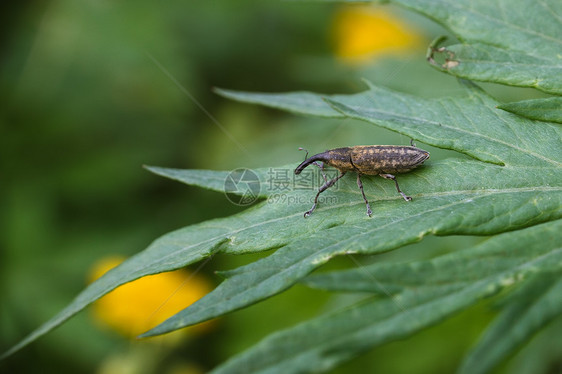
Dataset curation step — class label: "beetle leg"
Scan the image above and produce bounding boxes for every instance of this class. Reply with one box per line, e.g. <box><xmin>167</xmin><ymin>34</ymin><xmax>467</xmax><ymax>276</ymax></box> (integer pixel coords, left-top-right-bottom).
<box><xmin>356</xmin><ymin>174</ymin><xmax>372</xmax><ymax>217</ymax></box>
<box><xmin>310</xmin><ymin>161</ymin><xmax>327</xmax><ymax>183</ymax></box>
<box><xmin>312</xmin><ymin>161</ymin><xmax>327</xmax><ymax>183</ymax></box>
<box><xmin>410</xmin><ymin>139</ymin><xmax>416</xmax><ymax>147</ymax></box>
<box><xmin>304</xmin><ymin>171</ymin><xmax>346</xmax><ymax>218</ymax></box>
<box><xmin>379</xmin><ymin>173</ymin><xmax>412</xmax><ymax>201</ymax></box>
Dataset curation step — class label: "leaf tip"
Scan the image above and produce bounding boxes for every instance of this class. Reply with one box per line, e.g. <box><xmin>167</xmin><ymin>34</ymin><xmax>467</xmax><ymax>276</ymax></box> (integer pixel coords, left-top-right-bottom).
<box><xmin>321</xmin><ymin>97</ymin><xmax>348</xmax><ymax>115</ymax></box>
<box><xmin>144</xmin><ymin>165</ymin><xmax>168</xmax><ymax>176</ymax></box>
<box><xmin>137</xmin><ymin>324</ymin><xmax>171</xmax><ymax>339</ymax></box>
<box><xmin>212</xmin><ymin>86</ymin><xmax>228</xmax><ymax>96</ymax></box>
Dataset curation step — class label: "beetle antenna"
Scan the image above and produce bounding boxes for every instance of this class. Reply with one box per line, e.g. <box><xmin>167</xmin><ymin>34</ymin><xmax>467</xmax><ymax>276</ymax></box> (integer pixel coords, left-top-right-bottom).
<box><xmin>298</xmin><ymin>147</ymin><xmax>309</xmax><ymax>161</ymax></box>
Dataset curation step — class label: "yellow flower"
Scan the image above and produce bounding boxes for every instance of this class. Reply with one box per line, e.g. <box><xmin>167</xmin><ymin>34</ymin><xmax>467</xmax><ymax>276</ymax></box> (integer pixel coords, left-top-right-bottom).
<box><xmin>89</xmin><ymin>256</ymin><xmax>215</xmax><ymax>342</ymax></box>
<box><xmin>333</xmin><ymin>5</ymin><xmax>423</xmax><ymax>65</ymax></box>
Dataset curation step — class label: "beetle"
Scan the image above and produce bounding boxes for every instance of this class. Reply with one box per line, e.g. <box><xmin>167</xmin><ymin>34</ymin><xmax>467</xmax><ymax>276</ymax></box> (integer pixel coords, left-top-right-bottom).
<box><xmin>294</xmin><ymin>141</ymin><xmax>430</xmax><ymax>217</ymax></box>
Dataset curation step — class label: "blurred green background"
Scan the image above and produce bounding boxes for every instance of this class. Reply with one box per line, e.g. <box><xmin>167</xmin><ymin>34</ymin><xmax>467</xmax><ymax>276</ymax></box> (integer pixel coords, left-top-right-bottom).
<box><xmin>1</xmin><ymin>1</ymin><xmax>549</xmax><ymax>373</ymax></box>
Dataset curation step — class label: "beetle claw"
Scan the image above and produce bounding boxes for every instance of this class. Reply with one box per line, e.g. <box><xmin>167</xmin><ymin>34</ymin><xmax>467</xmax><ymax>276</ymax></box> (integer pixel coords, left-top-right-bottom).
<box><xmin>304</xmin><ymin>204</ymin><xmax>316</xmax><ymax>218</ymax></box>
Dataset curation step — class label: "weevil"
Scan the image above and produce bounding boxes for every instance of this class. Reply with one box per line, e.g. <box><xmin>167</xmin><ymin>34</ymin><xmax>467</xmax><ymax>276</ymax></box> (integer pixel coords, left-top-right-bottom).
<box><xmin>294</xmin><ymin>141</ymin><xmax>430</xmax><ymax>217</ymax></box>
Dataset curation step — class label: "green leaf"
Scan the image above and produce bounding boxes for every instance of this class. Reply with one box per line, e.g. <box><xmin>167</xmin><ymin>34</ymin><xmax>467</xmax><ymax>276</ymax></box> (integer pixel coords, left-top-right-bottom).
<box><xmin>505</xmin><ymin>316</ymin><xmax>562</xmax><ymax>374</ymax></box>
<box><xmin>390</xmin><ymin>0</ymin><xmax>562</xmax><ymax>94</ymax></box>
<box><xmin>219</xmin><ymin>80</ymin><xmax>561</xmax><ymax>167</ymax></box>
<box><xmin>0</xmin><ymin>165</ymin><xmax>343</xmax><ymax>359</ymax></box>
<box><xmin>145</xmin><ymin>165</ymin><xmax>269</xmax><ymax>197</ymax></box>
<box><xmin>4</xmin><ymin>79</ymin><xmax>561</xmax><ymax>360</ymax></box>
<box><xmin>498</xmin><ymin>97</ymin><xmax>562</xmax><ymax>124</ymax></box>
<box><xmin>139</xmin><ymin>81</ymin><xmax>561</xmax><ymax>337</ymax></box>
<box><xmin>0</xmin><ymin>223</ymin><xmax>227</xmax><ymax>359</ymax></box>
<box><xmin>428</xmin><ymin>42</ymin><xmax>562</xmax><ymax>95</ymax></box>
<box><xmin>3</xmin><ymin>1</ymin><xmax>561</xmax><ymax>371</ymax></box>
<box><xmin>214</xmin><ymin>87</ymin><xmax>342</xmax><ymax>118</ymax></box>
<box><xmin>459</xmin><ymin>271</ymin><xmax>562</xmax><ymax>374</ymax></box>
<box><xmin>211</xmin><ymin>220</ymin><xmax>562</xmax><ymax>374</ymax></box>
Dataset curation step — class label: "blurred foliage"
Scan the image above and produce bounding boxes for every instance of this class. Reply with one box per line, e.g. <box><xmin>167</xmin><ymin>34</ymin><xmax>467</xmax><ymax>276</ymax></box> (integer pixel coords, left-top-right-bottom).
<box><xmin>0</xmin><ymin>1</ymin><xmax>552</xmax><ymax>373</ymax></box>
